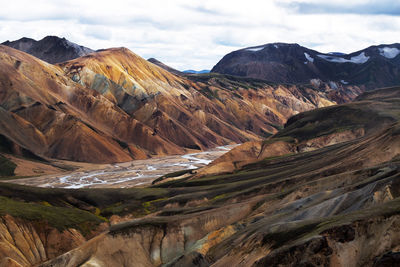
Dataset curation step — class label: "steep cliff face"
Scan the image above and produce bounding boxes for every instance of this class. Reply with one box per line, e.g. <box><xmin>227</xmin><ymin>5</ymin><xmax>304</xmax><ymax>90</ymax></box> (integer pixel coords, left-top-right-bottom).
<box><xmin>0</xmin><ymin>215</ymin><xmax>87</xmax><ymax>266</ymax></box>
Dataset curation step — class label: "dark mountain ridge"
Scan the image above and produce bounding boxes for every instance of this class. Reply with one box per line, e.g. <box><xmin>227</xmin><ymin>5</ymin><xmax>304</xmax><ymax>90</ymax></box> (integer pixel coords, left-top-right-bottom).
<box><xmin>2</xmin><ymin>36</ymin><xmax>94</xmax><ymax>64</ymax></box>
<box><xmin>212</xmin><ymin>42</ymin><xmax>400</xmax><ymax>90</ymax></box>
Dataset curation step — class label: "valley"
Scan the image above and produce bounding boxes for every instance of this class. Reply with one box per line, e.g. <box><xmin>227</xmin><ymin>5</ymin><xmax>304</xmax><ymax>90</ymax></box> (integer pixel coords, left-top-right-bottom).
<box><xmin>5</xmin><ymin>145</ymin><xmax>237</xmax><ymax>189</ymax></box>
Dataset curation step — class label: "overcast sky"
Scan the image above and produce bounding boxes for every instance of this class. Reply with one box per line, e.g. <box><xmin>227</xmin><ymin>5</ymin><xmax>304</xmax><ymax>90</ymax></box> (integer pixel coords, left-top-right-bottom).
<box><xmin>1</xmin><ymin>0</ymin><xmax>399</xmax><ymax>70</ymax></box>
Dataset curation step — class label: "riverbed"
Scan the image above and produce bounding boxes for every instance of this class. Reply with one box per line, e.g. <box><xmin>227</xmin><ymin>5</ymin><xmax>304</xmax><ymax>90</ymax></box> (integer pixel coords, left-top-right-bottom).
<box><xmin>6</xmin><ymin>145</ymin><xmax>237</xmax><ymax>188</ymax></box>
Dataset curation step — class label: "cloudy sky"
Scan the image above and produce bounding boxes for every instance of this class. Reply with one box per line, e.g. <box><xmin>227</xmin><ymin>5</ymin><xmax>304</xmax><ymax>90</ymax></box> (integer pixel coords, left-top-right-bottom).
<box><xmin>1</xmin><ymin>0</ymin><xmax>399</xmax><ymax>70</ymax></box>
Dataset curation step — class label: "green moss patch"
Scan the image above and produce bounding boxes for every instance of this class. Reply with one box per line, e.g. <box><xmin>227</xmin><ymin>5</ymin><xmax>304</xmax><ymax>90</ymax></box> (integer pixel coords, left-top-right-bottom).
<box><xmin>0</xmin><ymin>155</ymin><xmax>16</xmax><ymax>177</ymax></box>
<box><xmin>0</xmin><ymin>196</ymin><xmax>105</xmax><ymax>235</ymax></box>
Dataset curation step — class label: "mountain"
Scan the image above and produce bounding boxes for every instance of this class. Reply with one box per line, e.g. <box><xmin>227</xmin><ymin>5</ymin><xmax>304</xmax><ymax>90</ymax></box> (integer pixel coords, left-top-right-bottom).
<box><xmin>0</xmin><ymin>45</ymin><xmax>184</xmax><ymax>163</ymax></box>
<box><xmin>212</xmin><ymin>42</ymin><xmax>400</xmax><ymax>90</ymax></box>
<box><xmin>0</xmin><ymin>44</ymin><xmax>361</xmax><ymax>168</ymax></box>
<box><xmin>57</xmin><ymin>47</ymin><xmax>361</xmax><ymax>155</ymax></box>
<box><xmin>197</xmin><ymin>86</ymin><xmax>399</xmax><ymax>177</ymax></box>
<box><xmin>182</xmin><ymin>69</ymin><xmax>210</xmax><ymax>74</ymax></box>
<box><xmin>1</xmin><ymin>86</ymin><xmax>399</xmax><ymax>266</ymax></box>
<box><xmin>2</xmin><ymin>36</ymin><xmax>94</xmax><ymax>64</ymax></box>
<box><xmin>147</xmin><ymin>58</ymin><xmax>183</xmax><ymax>76</ymax></box>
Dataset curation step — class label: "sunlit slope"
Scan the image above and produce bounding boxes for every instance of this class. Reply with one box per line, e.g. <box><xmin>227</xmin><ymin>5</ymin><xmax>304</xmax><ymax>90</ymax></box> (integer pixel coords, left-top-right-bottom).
<box><xmin>0</xmin><ymin>45</ymin><xmax>183</xmax><ymax>163</ymax></box>
<box><xmin>60</xmin><ymin>48</ymin><xmax>359</xmax><ymax>151</ymax></box>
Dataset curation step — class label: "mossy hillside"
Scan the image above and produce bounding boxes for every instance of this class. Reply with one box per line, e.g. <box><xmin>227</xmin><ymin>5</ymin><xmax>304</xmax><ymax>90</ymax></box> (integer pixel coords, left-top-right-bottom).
<box><xmin>0</xmin><ymin>182</ymin><xmax>173</xmax><ymax>218</ymax></box>
<box><xmin>274</xmin><ymin>87</ymin><xmax>400</xmax><ymax>143</ymax></box>
<box><xmin>275</xmin><ymin>104</ymin><xmax>389</xmax><ymax>142</ymax></box>
<box><xmin>0</xmin><ymin>196</ymin><xmax>104</xmax><ymax>235</ymax></box>
<box><xmin>0</xmin><ymin>155</ymin><xmax>16</xmax><ymax>177</ymax></box>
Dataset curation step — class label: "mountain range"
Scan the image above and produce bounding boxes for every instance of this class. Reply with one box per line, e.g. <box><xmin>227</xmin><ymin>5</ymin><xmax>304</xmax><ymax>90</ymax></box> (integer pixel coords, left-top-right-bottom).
<box><xmin>212</xmin><ymin>42</ymin><xmax>400</xmax><ymax>90</ymax></box>
<box><xmin>0</xmin><ymin>36</ymin><xmax>360</xmax><ymax>168</ymax></box>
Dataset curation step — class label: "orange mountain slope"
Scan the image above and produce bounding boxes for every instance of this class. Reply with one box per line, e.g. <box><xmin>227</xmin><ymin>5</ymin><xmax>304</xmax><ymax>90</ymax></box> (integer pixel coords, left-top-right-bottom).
<box><xmin>60</xmin><ymin>48</ymin><xmax>362</xmax><ymax>150</ymax></box>
<box><xmin>0</xmin><ymin>45</ymin><xmax>182</xmax><ymax>163</ymax></box>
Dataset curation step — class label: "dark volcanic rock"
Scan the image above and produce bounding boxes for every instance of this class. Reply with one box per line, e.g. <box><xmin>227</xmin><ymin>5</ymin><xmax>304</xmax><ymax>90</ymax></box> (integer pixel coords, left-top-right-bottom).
<box><xmin>212</xmin><ymin>42</ymin><xmax>400</xmax><ymax>90</ymax></box>
<box><xmin>2</xmin><ymin>36</ymin><xmax>93</xmax><ymax>64</ymax></box>
<box><xmin>374</xmin><ymin>252</ymin><xmax>400</xmax><ymax>267</ymax></box>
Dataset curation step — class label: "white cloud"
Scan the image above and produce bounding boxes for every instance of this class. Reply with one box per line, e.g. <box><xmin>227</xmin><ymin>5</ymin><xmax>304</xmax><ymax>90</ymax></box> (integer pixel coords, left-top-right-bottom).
<box><xmin>0</xmin><ymin>0</ymin><xmax>399</xmax><ymax>70</ymax></box>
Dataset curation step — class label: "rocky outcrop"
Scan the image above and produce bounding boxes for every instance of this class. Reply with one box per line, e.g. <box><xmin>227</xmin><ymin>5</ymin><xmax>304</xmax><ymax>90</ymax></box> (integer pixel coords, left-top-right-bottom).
<box><xmin>0</xmin><ymin>215</ymin><xmax>87</xmax><ymax>266</ymax></box>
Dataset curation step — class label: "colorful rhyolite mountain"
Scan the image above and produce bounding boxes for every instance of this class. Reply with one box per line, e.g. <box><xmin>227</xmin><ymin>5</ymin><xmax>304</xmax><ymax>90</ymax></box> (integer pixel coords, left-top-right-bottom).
<box><xmin>0</xmin><ymin>37</ymin><xmax>362</xmax><ymax>166</ymax></box>
<box><xmin>212</xmin><ymin>42</ymin><xmax>400</xmax><ymax>90</ymax></box>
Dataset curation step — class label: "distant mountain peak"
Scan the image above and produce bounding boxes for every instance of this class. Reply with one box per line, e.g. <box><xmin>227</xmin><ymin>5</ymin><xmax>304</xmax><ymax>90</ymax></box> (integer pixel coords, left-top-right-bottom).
<box><xmin>1</xmin><ymin>35</ymin><xmax>94</xmax><ymax>64</ymax></box>
<box><xmin>147</xmin><ymin>58</ymin><xmax>183</xmax><ymax>75</ymax></box>
<box><xmin>212</xmin><ymin>42</ymin><xmax>400</xmax><ymax>90</ymax></box>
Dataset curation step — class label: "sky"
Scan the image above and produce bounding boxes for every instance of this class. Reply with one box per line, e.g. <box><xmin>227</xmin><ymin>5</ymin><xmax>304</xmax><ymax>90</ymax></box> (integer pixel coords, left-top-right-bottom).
<box><xmin>0</xmin><ymin>0</ymin><xmax>399</xmax><ymax>70</ymax></box>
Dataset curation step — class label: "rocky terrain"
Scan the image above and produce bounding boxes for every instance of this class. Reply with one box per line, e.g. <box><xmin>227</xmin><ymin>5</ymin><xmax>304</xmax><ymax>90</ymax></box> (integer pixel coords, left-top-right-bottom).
<box><xmin>0</xmin><ymin>86</ymin><xmax>397</xmax><ymax>266</ymax></box>
<box><xmin>0</xmin><ymin>39</ymin><xmax>361</xmax><ymax>176</ymax></box>
<box><xmin>212</xmin><ymin>42</ymin><xmax>400</xmax><ymax>90</ymax></box>
<box><xmin>1</xmin><ymin>36</ymin><xmax>399</xmax><ymax>266</ymax></box>
<box><xmin>2</xmin><ymin>36</ymin><xmax>94</xmax><ymax>64</ymax></box>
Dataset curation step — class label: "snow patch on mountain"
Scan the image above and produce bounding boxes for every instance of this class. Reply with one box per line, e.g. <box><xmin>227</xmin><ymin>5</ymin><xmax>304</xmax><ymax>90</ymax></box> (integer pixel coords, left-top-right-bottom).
<box><xmin>246</xmin><ymin>46</ymin><xmax>265</xmax><ymax>52</ymax></box>
<box><xmin>379</xmin><ymin>47</ymin><xmax>400</xmax><ymax>59</ymax></box>
<box><xmin>317</xmin><ymin>52</ymin><xmax>369</xmax><ymax>64</ymax></box>
<box><xmin>304</xmin><ymin>52</ymin><xmax>314</xmax><ymax>63</ymax></box>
